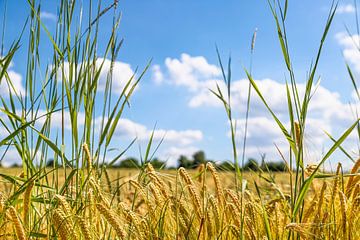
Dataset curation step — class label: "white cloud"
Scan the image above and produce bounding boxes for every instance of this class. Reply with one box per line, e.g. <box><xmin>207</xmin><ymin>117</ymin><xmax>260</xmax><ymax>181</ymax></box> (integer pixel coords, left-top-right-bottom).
<box><xmin>55</xmin><ymin>58</ymin><xmax>136</xmax><ymax>95</ymax></box>
<box><xmin>337</xmin><ymin>4</ymin><xmax>356</xmax><ymax>14</ymax></box>
<box><xmin>0</xmin><ymin>148</ymin><xmax>22</xmax><ymax>167</ymax></box>
<box><xmin>0</xmin><ymin>148</ymin><xmax>44</xmax><ymax>167</ymax></box>
<box><xmin>109</xmin><ymin>118</ymin><xmax>203</xmax><ymax>146</ymax></box>
<box><xmin>336</xmin><ymin>32</ymin><xmax>360</xmax><ymax>72</ymax></box>
<box><xmin>93</xmin><ymin>117</ymin><xmax>203</xmax><ymax>166</ymax></box>
<box><xmin>163</xmin><ymin>53</ymin><xmax>221</xmax><ymax>90</ymax></box>
<box><xmin>0</xmin><ymin>70</ymin><xmax>25</xmax><ymax>97</ymax></box>
<box><xmin>96</xmin><ymin>58</ymin><xmax>136</xmax><ymax>94</ymax></box>
<box><xmin>151</xmin><ymin>64</ymin><xmax>164</xmax><ymax>84</ymax></box>
<box><xmin>155</xmin><ymin>54</ymin><xmax>360</xmax><ymax>169</ymax></box>
<box><xmin>40</xmin><ymin>11</ymin><xmax>57</xmax><ymax>21</ymax></box>
<box><xmin>35</xmin><ymin>110</ymin><xmax>86</xmax><ymax>130</ymax></box>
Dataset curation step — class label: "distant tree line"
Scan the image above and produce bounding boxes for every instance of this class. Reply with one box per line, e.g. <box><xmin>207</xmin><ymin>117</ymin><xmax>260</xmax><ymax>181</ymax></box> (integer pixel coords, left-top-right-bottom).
<box><xmin>1</xmin><ymin>150</ymin><xmax>286</xmax><ymax>172</ymax></box>
<box><xmin>112</xmin><ymin>150</ymin><xmax>287</xmax><ymax>172</ymax></box>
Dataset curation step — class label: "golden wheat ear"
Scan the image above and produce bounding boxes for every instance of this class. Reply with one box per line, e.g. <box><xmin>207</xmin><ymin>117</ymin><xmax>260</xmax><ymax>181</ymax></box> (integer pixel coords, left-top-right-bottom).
<box><xmin>23</xmin><ymin>180</ymin><xmax>34</xmax><ymax>226</ymax></box>
<box><xmin>346</xmin><ymin>158</ymin><xmax>360</xmax><ymax>196</ymax></box>
<box><xmin>179</xmin><ymin>167</ymin><xmax>203</xmax><ymax>218</ymax></box>
<box><xmin>96</xmin><ymin>203</ymin><xmax>126</xmax><ymax>239</ymax></box>
<box><xmin>8</xmin><ymin>206</ymin><xmax>26</xmax><ymax>240</ymax></box>
<box><xmin>77</xmin><ymin>217</ymin><xmax>92</xmax><ymax>240</ymax></box>
<box><xmin>206</xmin><ymin>162</ymin><xmax>224</xmax><ymax>207</ymax></box>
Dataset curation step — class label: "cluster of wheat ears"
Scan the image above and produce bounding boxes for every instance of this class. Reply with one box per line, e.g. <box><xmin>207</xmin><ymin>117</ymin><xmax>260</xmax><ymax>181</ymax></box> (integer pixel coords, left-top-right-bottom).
<box><xmin>0</xmin><ymin>0</ymin><xmax>360</xmax><ymax>239</ymax></box>
<box><xmin>0</xmin><ymin>144</ymin><xmax>359</xmax><ymax>239</ymax></box>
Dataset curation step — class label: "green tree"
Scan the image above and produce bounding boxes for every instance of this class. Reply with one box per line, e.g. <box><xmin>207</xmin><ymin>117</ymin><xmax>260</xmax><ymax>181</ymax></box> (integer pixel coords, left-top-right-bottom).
<box><xmin>243</xmin><ymin>158</ymin><xmax>259</xmax><ymax>171</ymax></box>
<box><xmin>217</xmin><ymin>161</ymin><xmax>235</xmax><ymax>171</ymax></box>
<box><xmin>192</xmin><ymin>151</ymin><xmax>206</xmax><ymax>168</ymax></box>
<box><xmin>150</xmin><ymin>158</ymin><xmax>166</xmax><ymax>169</ymax></box>
<box><xmin>46</xmin><ymin>159</ymin><xmax>54</xmax><ymax>167</ymax></box>
<box><xmin>178</xmin><ymin>155</ymin><xmax>192</xmax><ymax>168</ymax></box>
<box><xmin>118</xmin><ymin>158</ymin><xmax>139</xmax><ymax>168</ymax></box>
<box><xmin>261</xmin><ymin>161</ymin><xmax>287</xmax><ymax>172</ymax></box>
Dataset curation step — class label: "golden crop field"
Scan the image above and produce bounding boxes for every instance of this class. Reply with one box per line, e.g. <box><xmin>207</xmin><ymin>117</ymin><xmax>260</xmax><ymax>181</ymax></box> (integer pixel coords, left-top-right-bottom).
<box><xmin>0</xmin><ymin>159</ymin><xmax>359</xmax><ymax>239</ymax></box>
<box><xmin>0</xmin><ymin>167</ymin><xmax>291</xmax><ymax>193</ymax></box>
<box><xmin>0</xmin><ymin>0</ymin><xmax>360</xmax><ymax>239</ymax></box>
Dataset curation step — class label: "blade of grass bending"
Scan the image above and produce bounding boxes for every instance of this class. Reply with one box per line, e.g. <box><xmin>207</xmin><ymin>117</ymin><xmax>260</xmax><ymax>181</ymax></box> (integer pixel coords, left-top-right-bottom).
<box><xmin>300</xmin><ymin>2</ymin><xmax>337</xmax><ymax>123</ymax></box>
<box><xmin>246</xmin><ymin>70</ymin><xmax>297</xmax><ymax>154</ymax></box>
<box><xmin>7</xmin><ymin>172</ymin><xmax>40</xmax><ymax>204</ymax></box>
<box><xmin>346</xmin><ymin>63</ymin><xmax>360</xmax><ymax>101</ymax></box>
<box><xmin>59</xmin><ymin>168</ymin><xmax>77</xmax><ymax>195</ymax></box>
<box><xmin>26</xmin><ymin>0</ymin><xmax>63</xmax><ymax>58</ymax></box>
<box><xmin>268</xmin><ymin>0</ymin><xmax>291</xmax><ymax>71</ymax></box>
<box><xmin>324</xmin><ymin>130</ymin><xmax>355</xmax><ymax>162</ymax></box>
<box><xmin>292</xmin><ymin>119</ymin><xmax>358</xmax><ymax>218</ymax></box>
<box><xmin>29</xmin><ymin>125</ymin><xmax>71</xmax><ymax>166</ymax></box>
<box><xmin>0</xmin><ymin>120</ymin><xmax>34</xmax><ymax>147</ymax></box>
<box><xmin>108</xmin><ymin>138</ymin><xmax>137</xmax><ymax>167</ymax></box>
<box><xmin>143</xmin><ymin>124</ymin><xmax>156</xmax><ymax>164</ymax></box>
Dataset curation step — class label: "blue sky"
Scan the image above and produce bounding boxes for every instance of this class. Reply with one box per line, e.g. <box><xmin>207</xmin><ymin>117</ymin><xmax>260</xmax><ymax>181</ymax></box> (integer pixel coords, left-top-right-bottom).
<box><xmin>1</xmin><ymin>0</ymin><xmax>360</xmax><ymax>169</ymax></box>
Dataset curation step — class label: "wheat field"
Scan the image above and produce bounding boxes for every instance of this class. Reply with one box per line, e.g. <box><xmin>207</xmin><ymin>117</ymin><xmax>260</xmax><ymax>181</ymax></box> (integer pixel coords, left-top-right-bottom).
<box><xmin>0</xmin><ymin>0</ymin><xmax>360</xmax><ymax>239</ymax></box>
<box><xmin>0</xmin><ymin>156</ymin><xmax>359</xmax><ymax>239</ymax></box>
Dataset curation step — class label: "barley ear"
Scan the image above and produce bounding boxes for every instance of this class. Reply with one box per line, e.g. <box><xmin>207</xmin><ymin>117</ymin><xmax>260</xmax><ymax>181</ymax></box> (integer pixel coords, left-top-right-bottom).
<box><xmin>206</xmin><ymin>162</ymin><xmax>224</xmax><ymax>206</ymax></box>
<box><xmin>9</xmin><ymin>206</ymin><xmax>26</xmax><ymax>240</ymax></box>
<box><xmin>96</xmin><ymin>203</ymin><xmax>126</xmax><ymax>239</ymax></box>
<box><xmin>23</xmin><ymin>180</ymin><xmax>34</xmax><ymax>226</ymax></box>
<box><xmin>83</xmin><ymin>143</ymin><xmax>92</xmax><ymax>173</ymax></box>
<box><xmin>78</xmin><ymin>217</ymin><xmax>92</xmax><ymax>240</ymax></box>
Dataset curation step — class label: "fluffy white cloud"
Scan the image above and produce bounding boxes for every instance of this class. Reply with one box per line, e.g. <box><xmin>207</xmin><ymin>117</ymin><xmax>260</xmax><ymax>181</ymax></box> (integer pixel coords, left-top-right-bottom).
<box><xmin>94</xmin><ymin>117</ymin><xmax>203</xmax><ymax>166</ymax></box>
<box><xmin>56</xmin><ymin>58</ymin><xmax>136</xmax><ymax>95</ymax></box>
<box><xmin>162</xmin><ymin>53</ymin><xmax>221</xmax><ymax>90</ymax></box>
<box><xmin>0</xmin><ymin>70</ymin><xmax>25</xmax><ymax>97</ymax></box>
<box><xmin>336</xmin><ymin>32</ymin><xmax>360</xmax><ymax>72</ymax></box>
<box><xmin>154</xmin><ymin>53</ymin><xmax>360</xmax><ymax>168</ymax></box>
<box><xmin>110</xmin><ymin>118</ymin><xmax>203</xmax><ymax>146</ymax></box>
<box><xmin>337</xmin><ymin>4</ymin><xmax>356</xmax><ymax>14</ymax></box>
<box><xmin>0</xmin><ymin>145</ymin><xmax>44</xmax><ymax>167</ymax></box>
<box><xmin>40</xmin><ymin>11</ymin><xmax>57</xmax><ymax>21</ymax></box>
<box><xmin>35</xmin><ymin>110</ymin><xmax>86</xmax><ymax>130</ymax></box>
<box><xmin>96</xmin><ymin>58</ymin><xmax>136</xmax><ymax>94</ymax></box>
<box><xmin>151</xmin><ymin>64</ymin><xmax>164</xmax><ymax>84</ymax></box>
<box><xmin>0</xmin><ymin>148</ymin><xmax>22</xmax><ymax>166</ymax></box>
